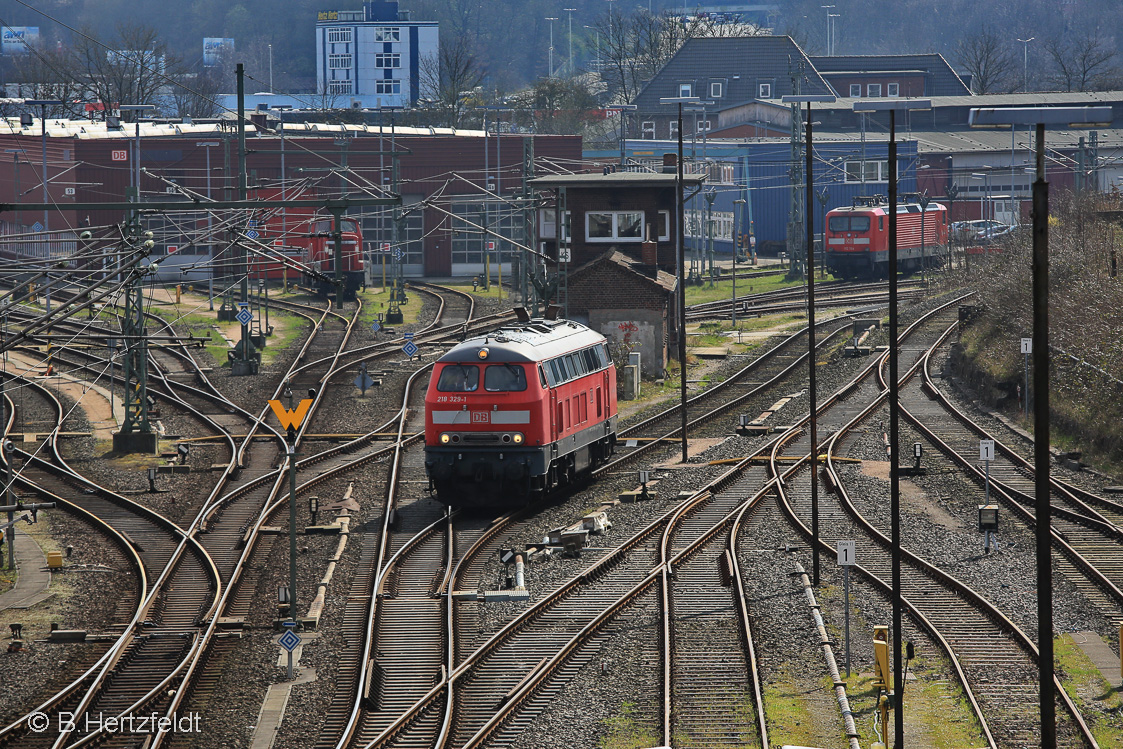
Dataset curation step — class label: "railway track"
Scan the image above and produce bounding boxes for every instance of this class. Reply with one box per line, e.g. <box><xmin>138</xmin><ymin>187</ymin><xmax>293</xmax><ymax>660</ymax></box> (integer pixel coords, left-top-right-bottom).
<box><xmin>772</xmin><ymin>303</ymin><xmax>1099</xmax><ymax>748</ymax></box>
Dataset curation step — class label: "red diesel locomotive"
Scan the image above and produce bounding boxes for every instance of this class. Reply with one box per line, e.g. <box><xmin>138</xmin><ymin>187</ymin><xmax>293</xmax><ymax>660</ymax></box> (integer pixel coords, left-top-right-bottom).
<box><xmin>245</xmin><ymin>188</ymin><xmax>366</xmax><ymax>297</ymax></box>
<box><xmin>424</xmin><ymin>315</ymin><xmax>618</xmax><ymax>508</ymax></box>
<box><xmin>825</xmin><ymin>195</ymin><xmax>948</xmax><ymax>279</ymax></box>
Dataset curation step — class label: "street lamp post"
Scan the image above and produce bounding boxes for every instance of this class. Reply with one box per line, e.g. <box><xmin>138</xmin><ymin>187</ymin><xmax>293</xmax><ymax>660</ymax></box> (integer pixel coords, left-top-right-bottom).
<box><xmin>969</xmin><ymin>105</ymin><xmax>1112</xmax><ymax>749</ymax></box>
<box><xmin>546</xmin><ymin>17</ymin><xmax>559</xmax><ymax>77</ymax></box>
<box><xmin>854</xmin><ymin>96</ymin><xmax>931</xmax><ymax>749</ymax></box>
<box><xmin>584</xmin><ymin>25</ymin><xmax>601</xmax><ymax>71</ymax></box>
<box><xmin>820</xmin><ymin>5</ymin><xmax>835</xmax><ymax>54</ymax></box>
<box><xmin>25</xmin><ymin>100</ymin><xmax>62</xmax><ymax>236</ymax></box>
<box><xmin>1017</xmin><ymin>37</ymin><xmax>1035</xmax><ymax>92</ymax></box>
<box><xmin>784</xmin><ymin>93</ymin><xmax>836</xmax><ymax>588</ymax></box>
<box><xmin>563</xmin><ymin>8</ymin><xmax>577</xmax><ymax>77</ymax></box>
<box><xmin>661</xmin><ymin>96</ymin><xmax>701</xmax><ymax>467</ymax></box>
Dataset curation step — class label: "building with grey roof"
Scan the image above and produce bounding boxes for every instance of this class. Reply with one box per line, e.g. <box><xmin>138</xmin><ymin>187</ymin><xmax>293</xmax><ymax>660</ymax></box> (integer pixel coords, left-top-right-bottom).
<box><xmin>808</xmin><ymin>54</ymin><xmax>971</xmax><ymax>98</ymax></box>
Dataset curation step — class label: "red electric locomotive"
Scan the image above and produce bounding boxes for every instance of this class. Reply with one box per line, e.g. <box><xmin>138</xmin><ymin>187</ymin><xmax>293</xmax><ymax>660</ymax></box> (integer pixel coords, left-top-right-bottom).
<box><xmin>825</xmin><ymin>195</ymin><xmax>948</xmax><ymax>279</ymax></box>
<box><xmin>424</xmin><ymin>314</ymin><xmax>618</xmax><ymax>509</ymax></box>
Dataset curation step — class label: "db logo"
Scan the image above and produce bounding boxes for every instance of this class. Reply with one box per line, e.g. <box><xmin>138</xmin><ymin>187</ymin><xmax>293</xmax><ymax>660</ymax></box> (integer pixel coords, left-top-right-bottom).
<box><xmin>471</xmin><ymin>412</ymin><xmax>490</xmax><ymax>424</ymax></box>
<box><xmin>111</xmin><ymin>150</ymin><xmax>128</xmax><ymax>162</ymax></box>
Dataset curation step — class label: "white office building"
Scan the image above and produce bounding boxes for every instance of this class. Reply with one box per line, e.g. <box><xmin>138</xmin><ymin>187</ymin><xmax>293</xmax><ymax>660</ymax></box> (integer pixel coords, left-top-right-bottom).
<box><xmin>315</xmin><ymin>0</ymin><xmax>437</xmax><ymax>108</ymax></box>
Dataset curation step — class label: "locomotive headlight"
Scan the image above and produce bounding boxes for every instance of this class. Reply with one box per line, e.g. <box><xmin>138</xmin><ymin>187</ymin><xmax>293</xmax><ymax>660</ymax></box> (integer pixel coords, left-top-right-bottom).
<box><xmin>477</xmin><ymin>347</ymin><xmax>489</xmax><ymax>360</ymax></box>
<box><xmin>512</xmin><ymin>433</ymin><xmax>524</xmax><ymax>444</ymax></box>
<box><xmin>440</xmin><ymin>433</ymin><xmax>451</xmax><ymax>444</ymax></box>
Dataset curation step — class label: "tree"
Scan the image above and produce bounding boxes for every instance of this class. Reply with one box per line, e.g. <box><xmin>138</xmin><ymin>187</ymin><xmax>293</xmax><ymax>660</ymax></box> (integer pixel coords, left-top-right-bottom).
<box><xmin>1045</xmin><ymin>30</ymin><xmax>1121</xmax><ymax>92</ymax></box>
<box><xmin>170</xmin><ymin>63</ymin><xmax>227</xmax><ymax>118</ymax></box>
<box><xmin>70</xmin><ymin>23</ymin><xmax>184</xmax><ymax>113</ymax></box>
<box><xmin>419</xmin><ymin>35</ymin><xmax>487</xmax><ymax>128</ymax></box>
<box><xmin>509</xmin><ymin>76</ymin><xmax>599</xmax><ymax>135</ymax></box>
<box><xmin>8</xmin><ymin>46</ymin><xmax>87</xmax><ymax>119</ymax></box>
<box><xmin>956</xmin><ymin>26</ymin><xmax>1017</xmax><ymax>93</ymax></box>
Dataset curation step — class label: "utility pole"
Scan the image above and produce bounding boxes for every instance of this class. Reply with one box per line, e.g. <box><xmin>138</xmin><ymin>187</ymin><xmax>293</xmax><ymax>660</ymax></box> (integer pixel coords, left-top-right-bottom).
<box><xmin>112</xmin><ymin>224</ymin><xmax>159</xmax><ymax>453</ymax></box>
<box><xmin>564</xmin><ymin>9</ymin><xmax>576</xmax><ymax>77</ymax></box>
<box><xmin>787</xmin><ymin>61</ymin><xmax>806</xmax><ymax>277</ymax></box>
<box><xmin>522</xmin><ymin>137</ymin><xmax>535</xmax><ymax>310</ymax></box>
<box><xmin>231</xmin><ymin>62</ymin><xmax>259</xmax><ymax>376</ymax></box>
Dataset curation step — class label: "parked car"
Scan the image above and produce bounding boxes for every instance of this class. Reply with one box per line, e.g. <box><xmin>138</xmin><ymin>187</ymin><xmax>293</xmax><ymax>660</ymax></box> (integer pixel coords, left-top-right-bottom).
<box><xmin>952</xmin><ymin>219</ymin><xmax>1007</xmax><ymax>242</ymax></box>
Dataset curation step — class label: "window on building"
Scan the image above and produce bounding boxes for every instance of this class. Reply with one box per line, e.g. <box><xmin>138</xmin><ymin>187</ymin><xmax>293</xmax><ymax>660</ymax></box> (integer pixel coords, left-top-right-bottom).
<box><xmin>641</xmin><ymin>120</ymin><xmax>655</xmax><ymax>139</ymax></box>
<box><xmin>711</xmin><ymin>81</ymin><xmax>723</xmax><ymax>98</ymax></box>
<box><xmin>375</xmin><ymin>79</ymin><xmax>402</xmax><ymax>94</ymax></box>
<box><xmin>697</xmin><ymin>119</ymin><xmax>711</xmax><ymax>133</ymax></box>
<box><xmin>759</xmin><ymin>83</ymin><xmax>771</xmax><ymax>98</ymax></box>
<box><xmin>868</xmin><ymin>83</ymin><xmax>882</xmax><ymax>97</ymax></box>
<box><xmin>669</xmin><ymin>120</ymin><xmax>679</xmax><ymax>137</ymax></box>
<box><xmin>887</xmin><ymin>82</ymin><xmax>899</xmax><ymax>97</ymax></box>
<box><xmin>679</xmin><ymin>83</ymin><xmax>693</xmax><ymax>97</ymax></box>
<box><xmin>327</xmin><ymin>28</ymin><xmax>353</xmax><ymax>44</ymax></box>
<box><xmin>375</xmin><ymin>27</ymin><xmax>400</xmax><ymax>41</ymax></box>
<box><xmin>585</xmin><ymin>211</ymin><xmax>646</xmax><ymax>243</ymax></box>
<box><xmin>450</xmin><ymin>199</ymin><xmax>526</xmax><ymax>266</ymax></box>
<box><xmin>657</xmin><ymin>211</ymin><xmax>670</xmax><ymax>241</ymax></box>
<box><xmin>375</xmin><ymin>53</ymin><xmax>401</xmax><ymax>68</ymax></box>
<box><xmin>328</xmin><ymin>54</ymin><xmax>352</xmax><ymax>69</ymax></box>
<box><xmin>849</xmin><ymin>83</ymin><xmax>861</xmax><ymax>97</ymax></box>
<box><xmin>328</xmin><ymin>81</ymin><xmax>352</xmax><ymax>94</ymax></box>
<box><xmin>844</xmin><ymin>160</ymin><xmax>891</xmax><ymax>183</ymax></box>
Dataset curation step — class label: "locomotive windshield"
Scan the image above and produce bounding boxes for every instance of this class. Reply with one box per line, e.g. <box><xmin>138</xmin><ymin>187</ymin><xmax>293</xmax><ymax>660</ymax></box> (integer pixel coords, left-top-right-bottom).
<box><xmin>829</xmin><ymin>216</ymin><xmax>871</xmax><ymax>232</ymax></box>
<box><xmin>437</xmin><ymin>365</ymin><xmax>479</xmax><ymax>392</ymax></box>
<box><xmin>485</xmin><ymin>364</ymin><xmax>527</xmax><ymax>392</ymax></box>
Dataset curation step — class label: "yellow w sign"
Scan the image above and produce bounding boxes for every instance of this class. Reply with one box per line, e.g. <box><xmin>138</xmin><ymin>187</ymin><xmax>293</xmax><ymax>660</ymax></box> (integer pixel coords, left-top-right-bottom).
<box><xmin>268</xmin><ymin>399</ymin><xmax>313</xmax><ymax>430</ymax></box>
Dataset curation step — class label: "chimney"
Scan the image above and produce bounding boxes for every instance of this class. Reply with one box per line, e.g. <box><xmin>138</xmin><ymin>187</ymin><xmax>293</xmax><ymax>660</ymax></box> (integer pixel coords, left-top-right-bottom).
<box><xmin>640</xmin><ymin>222</ymin><xmax>658</xmax><ymax>273</ymax></box>
<box><xmin>662</xmin><ymin>153</ymin><xmax>677</xmax><ymax>174</ymax></box>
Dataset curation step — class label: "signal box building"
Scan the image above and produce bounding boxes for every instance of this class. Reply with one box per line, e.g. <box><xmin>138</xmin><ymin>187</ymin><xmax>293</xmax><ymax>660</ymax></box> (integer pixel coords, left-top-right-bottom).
<box><xmin>529</xmin><ymin>170</ymin><xmax>705</xmax><ymax>273</ymax></box>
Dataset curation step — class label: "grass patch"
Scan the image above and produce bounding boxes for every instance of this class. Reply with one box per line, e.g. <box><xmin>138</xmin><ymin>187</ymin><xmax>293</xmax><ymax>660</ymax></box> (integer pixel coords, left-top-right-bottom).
<box><xmin>1055</xmin><ymin>633</ymin><xmax>1123</xmax><ymax>746</ymax></box>
<box><xmin>763</xmin><ymin>664</ymin><xmax>838</xmax><ymax>747</ymax></box>
<box><xmin>684</xmin><ymin>271</ymin><xmax>824</xmax><ymax>306</ymax></box>
<box><xmin>600</xmin><ymin>702</ymin><xmax>661</xmax><ymax>749</ymax></box>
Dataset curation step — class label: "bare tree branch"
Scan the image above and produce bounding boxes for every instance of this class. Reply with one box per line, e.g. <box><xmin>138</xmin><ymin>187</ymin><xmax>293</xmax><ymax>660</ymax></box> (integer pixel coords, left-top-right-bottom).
<box><xmin>956</xmin><ymin>26</ymin><xmax>1016</xmax><ymax>94</ymax></box>
<box><xmin>1046</xmin><ymin>30</ymin><xmax>1119</xmax><ymax>91</ymax></box>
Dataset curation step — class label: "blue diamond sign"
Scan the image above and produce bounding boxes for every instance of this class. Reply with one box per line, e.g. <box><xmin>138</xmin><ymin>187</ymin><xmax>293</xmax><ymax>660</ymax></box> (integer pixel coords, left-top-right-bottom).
<box><xmin>236</xmin><ymin>307</ymin><xmax>254</xmax><ymax>326</ymax></box>
<box><xmin>393</xmin><ymin>248</ymin><xmax>403</xmax><ymax>260</ymax></box>
<box><xmin>31</xmin><ymin>222</ymin><xmax>43</xmax><ymax>232</ymax></box>
<box><xmin>245</xmin><ymin>229</ymin><xmax>260</xmax><ymax>240</ymax></box>
<box><xmin>402</xmin><ymin>340</ymin><xmax>418</xmax><ymax>358</ymax></box>
<box><xmin>278</xmin><ymin>629</ymin><xmax>302</xmax><ymax>652</ymax></box>
<box><xmin>371</xmin><ymin>321</ymin><xmax>380</xmax><ymax>333</ymax></box>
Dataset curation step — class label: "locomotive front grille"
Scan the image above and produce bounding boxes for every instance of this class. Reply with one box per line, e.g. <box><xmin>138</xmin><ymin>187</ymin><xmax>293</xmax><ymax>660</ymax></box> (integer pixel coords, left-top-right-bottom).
<box><xmin>462</xmin><ymin>433</ymin><xmax>502</xmax><ymax>443</ymax></box>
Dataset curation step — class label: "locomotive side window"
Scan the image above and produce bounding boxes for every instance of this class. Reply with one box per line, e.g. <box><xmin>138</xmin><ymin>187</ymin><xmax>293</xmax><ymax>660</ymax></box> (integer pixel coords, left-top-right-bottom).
<box><xmin>437</xmin><ymin>365</ymin><xmax>479</xmax><ymax>392</ymax></box>
<box><xmin>485</xmin><ymin>364</ymin><xmax>527</xmax><ymax>392</ymax></box>
<box><xmin>539</xmin><ymin>366</ymin><xmax>548</xmax><ymax>388</ymax></box>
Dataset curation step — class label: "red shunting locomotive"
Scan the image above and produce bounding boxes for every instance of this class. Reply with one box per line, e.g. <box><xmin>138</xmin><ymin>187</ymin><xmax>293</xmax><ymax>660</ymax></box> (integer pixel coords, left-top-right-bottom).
<box><xmin>825</xmin><ymin>195</ymin><xmax>948</xmax><ymax>279</ymax></box>
<box><xmin>424</xmin><ymin>316</ymin><xmax>618</xmax><ymax>508</ymax></box>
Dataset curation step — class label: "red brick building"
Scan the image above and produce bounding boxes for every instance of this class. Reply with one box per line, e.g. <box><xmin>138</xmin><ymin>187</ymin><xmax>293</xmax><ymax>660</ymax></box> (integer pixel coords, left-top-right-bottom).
<box><xmin>566</xmin><ymin>250</ymin><xmax>677</xmax><ymax>376</ymax></box>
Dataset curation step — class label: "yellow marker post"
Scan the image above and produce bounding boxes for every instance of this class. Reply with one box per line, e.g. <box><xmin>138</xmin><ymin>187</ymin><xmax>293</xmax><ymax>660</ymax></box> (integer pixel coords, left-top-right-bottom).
<box><xmin>269</xmin><ymin>396</ymin><xmax>315</xmax><ymax>634</ymax></box>
<box><xmin>497</xmin><ymin>251</ymin><xmax>502</xmax><ymax>298</ymax></box>
<box><xmin>382</xmin><ymin>254</ymin><xmax>386</xmax><ymax>289</ymax></box>
<box><xmin>176</xmin><ymin>285</ymin><xmax>181</xmax><ymax>304</ymax></box>
<box><xmin>484</xmin><ymin>252</ymin><xmax>490</xmax><ymax>291</ymax></box>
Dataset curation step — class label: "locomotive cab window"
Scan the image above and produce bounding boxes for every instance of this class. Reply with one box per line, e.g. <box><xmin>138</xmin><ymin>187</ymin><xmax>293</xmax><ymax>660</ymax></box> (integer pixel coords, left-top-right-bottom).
<box><xmin>485</xmin><ymin>364</ymin><xmax>527</xmax><ymax>392</ymax></box>
<box><xmin>828</xmin><ymin>216</ymin><xmax>871</xmax><ymax>232</ymax></box>
<box><xmin>437</xmin><ymin>365</ymin><xmax>479</xmax><ymax>392</ymax></box>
